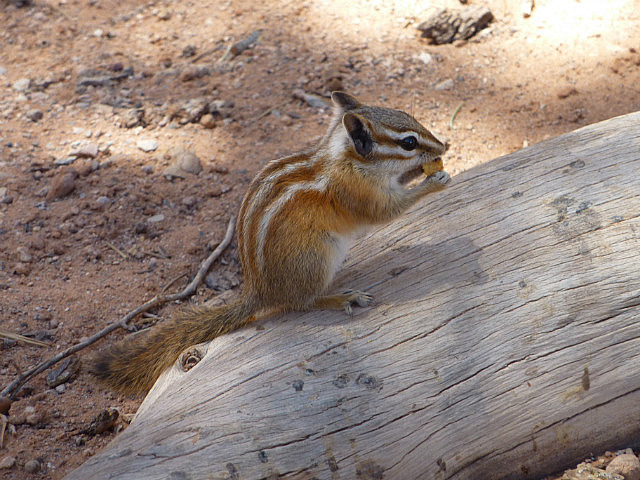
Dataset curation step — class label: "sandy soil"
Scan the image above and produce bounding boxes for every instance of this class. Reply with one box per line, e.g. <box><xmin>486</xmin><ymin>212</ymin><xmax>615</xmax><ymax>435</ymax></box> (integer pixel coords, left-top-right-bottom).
<box><xmin>1</xmin><ymin>0</ymin><xmax>639</xmax><ymax>478</ymax></box>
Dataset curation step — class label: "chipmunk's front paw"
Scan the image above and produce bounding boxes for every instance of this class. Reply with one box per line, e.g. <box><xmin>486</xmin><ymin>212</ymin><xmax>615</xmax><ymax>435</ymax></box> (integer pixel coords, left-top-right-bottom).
<box><xmin>430</xmin><ymin>170</ymin><xmax>451</xmax><ymax>185</ymax></box>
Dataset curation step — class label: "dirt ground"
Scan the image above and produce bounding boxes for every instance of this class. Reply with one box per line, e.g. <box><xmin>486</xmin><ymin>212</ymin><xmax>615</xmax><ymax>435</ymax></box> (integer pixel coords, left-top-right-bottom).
<box><xmin>1</xmin><ymin>0</ymin><xmax>639</xmax><ymax>478</ymax></box>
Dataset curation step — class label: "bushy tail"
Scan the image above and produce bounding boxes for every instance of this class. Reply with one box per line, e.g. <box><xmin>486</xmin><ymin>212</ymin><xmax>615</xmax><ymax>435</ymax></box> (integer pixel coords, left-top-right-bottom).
<box><xmin>89</xmin><ymin>296</ymin><xmax>257</xmax><ymax>395</ymax></box>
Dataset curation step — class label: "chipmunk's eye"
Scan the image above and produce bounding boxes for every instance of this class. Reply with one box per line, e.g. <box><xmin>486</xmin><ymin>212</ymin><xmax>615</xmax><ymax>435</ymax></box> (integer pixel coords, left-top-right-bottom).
<box><xmin>399</xmin><ymin>136</ymin><xmax>417</xmax><ymax>151</ymax></box>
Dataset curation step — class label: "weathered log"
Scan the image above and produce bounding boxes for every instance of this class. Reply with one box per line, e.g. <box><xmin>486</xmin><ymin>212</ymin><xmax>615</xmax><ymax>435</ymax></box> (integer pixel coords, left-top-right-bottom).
<box><xmin>67</xmin><ymin>113</ymin><xmax>640</xmax><ymax>480</ymax></box>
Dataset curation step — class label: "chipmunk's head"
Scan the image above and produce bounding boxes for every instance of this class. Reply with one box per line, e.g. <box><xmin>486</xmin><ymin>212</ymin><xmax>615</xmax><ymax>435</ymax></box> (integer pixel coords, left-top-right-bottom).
<box><xmin>328</xmin><ymin>92</ymin><xmax>446</xmax><ymax>175</ymax></box>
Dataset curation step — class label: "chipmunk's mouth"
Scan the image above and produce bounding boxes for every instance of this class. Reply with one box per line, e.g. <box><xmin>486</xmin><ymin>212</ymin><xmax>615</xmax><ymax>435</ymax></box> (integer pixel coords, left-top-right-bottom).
<box><xmin>399</xmin><ymin>156</ymin><xmax>441</xmax><ymax>185</ymax></box>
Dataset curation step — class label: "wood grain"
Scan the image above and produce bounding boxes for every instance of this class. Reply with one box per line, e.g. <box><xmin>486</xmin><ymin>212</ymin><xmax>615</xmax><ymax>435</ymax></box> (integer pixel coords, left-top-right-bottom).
<box><xmin>67</xmin><ymin>112</ymin><xmax>640</xmax><ymax>480</ymax></box>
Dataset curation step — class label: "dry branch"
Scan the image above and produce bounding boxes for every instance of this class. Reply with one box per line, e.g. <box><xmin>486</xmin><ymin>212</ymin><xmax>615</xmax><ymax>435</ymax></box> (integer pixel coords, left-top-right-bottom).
<box><xmin>0</xmin><ymin>217</ymin><xmax>236</xmax><ymax>398</ymax></box>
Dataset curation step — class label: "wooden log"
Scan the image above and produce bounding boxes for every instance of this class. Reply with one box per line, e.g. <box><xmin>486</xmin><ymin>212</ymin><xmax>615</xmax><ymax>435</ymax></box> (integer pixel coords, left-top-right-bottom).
<box><xmin>67</xmin><ymin>112</ymin><xmax>640</xmax><ymax>480</ymax></box>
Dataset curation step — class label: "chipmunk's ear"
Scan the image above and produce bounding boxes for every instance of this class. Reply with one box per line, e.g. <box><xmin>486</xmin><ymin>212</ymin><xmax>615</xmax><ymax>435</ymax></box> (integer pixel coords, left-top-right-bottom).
<box><xmin>342</xmin><ymin>112</ymin><xmax>373</xmax><ymax>157</ymax></box>
<box><xmin>331</xmin><ymin>91</ymin><xmax>361</xmax><ymax>111</ymax></box>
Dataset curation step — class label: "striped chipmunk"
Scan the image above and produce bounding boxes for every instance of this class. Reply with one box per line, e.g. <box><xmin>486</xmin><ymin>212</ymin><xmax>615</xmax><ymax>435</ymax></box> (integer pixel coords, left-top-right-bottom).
<box><xmin>90</xmin><ymin>92</ymin><xmax>451</xmax><ymax>395</ymax></box>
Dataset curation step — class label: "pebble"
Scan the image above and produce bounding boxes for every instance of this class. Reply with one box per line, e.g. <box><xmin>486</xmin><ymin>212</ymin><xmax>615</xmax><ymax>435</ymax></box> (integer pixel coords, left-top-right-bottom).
<box><xmin>54</xmin><ymin>157</ymin><xmax>77</xmax><ymax>166</ymax></box>
<box><xmin>137</xmin><ymin>139</ymin><xmax>159</xmax><ymax>152</ymax></box>
<box><xmin>13</xmin><ymin>78</ymin><xmax>30</xmax><ymax>92</ymax></box>
<box><xmin>26</xmin><ymin>109</ymin><xmax>43</xmax><ymax>122</ymax></box>
<box><xmin>177</xmin><ymin>150</ymin><xmax>202</xmax><ymax>175</ymax></box>
<box><xmin>69</xmin><ymin>142</ymin><xmax>98</xmax><ymax>158</ymax></box>
<box><xmin>24</xmin><ymin>405</ymin><xmax>48</xmax><ymax>426</ymax></box>
<box><xmin>606</xmin><ymin>453</ymin><xmax>640</xmax><ymax>480</ymax></box>
<box><xmin>46</xmin><ymin>169</ymin><xmax>77</xmax><ymax>201</ymax></box>
<box><xmin>24</xmin><ymin>459</ymin><xmax>41</xmax><ymax>473</ymax></box>
<box><xmin>417</xmin><ymin>52</ymin><xmax>433</xmax><ymax>65</ymax></box>
<box><xmin>558</xmin><ymin>86</ymin><xmax>578</xmax><ymax>99</ymax></box>
<box><xmin>16</xmin><ymin>246</ymin><xmax>32</xmax><ymax>263</ymax></box>
<box><xmin>0</xmin><ymin>66</ymin><xmax>7</xmax><ymax>75</ymax></box>
<box><xmin>0</xmin><ymin>456</ymin><xmax>16</xmax><ymax>470</ymax></box>
<box><xmin>75</xmin><ymin>159</ymin><xmax>97</xmax><ymax>177</ymax></box>
<box><xmin>13</xmin><ymin>262</ymin><xmax>31</xmax><ymax>276</ymax></box>
<box><xmin>182</xmin><ymin>196</ymin><xmax>196</xmax><ymax>207</ymax></box>
<box><xmin>156</xmin><ymin>8</ymin><xmax>171</xmax><ymax>20</ymax></box>
<box><xmin>97</xmin><ymin>195</ymin><xmax>111</xmax><ymax>205</ymax></box>
<box><xmin>434</xmin><ymin>78</ymin><xmax>455</xmax><ymax>90</ymax></box>
<box><xmin>141</xmin><ymin>165</ymin><xmax>153</xmax><ymax>174</ymax></box>
<box><xmin>147</xmin><ymin>213</ymin><xmax>165</xmax><ymax>223</ymax></box>
<box><xmin>163</xmin><ymin>164</ymin><xmax>186</xmax><ymax>179</ymax></box>
<box><xmin>200</xmin><ymin>113</ymin><xmax>216</xmax><ymax>129</ymax></box>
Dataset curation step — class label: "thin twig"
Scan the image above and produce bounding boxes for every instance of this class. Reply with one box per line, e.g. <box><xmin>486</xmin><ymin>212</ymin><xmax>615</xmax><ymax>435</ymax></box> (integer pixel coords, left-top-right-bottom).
<box><xmin>450</xmin><ymin>102</ymin><xmax>465</xmax><ymax>130</ymax></box>
<box><xmin>216</xmin><ymin>37</ymin><xmax>235</xmax><ymax>64</ymax></box>
<box><xmin>0</xmin><ymin>217</ymin><xmax>236</xmax><ymax>399</ymax></box>
<box><xmin>249</xmin><ymin>100</ymin><xmax>289</xmax><ymax>126</ymax></box>
<box><xmin>0</xmin><ymin>330</ymin><xmax>49</xmax><ymax>347</ymax></box>
<box><xmin>106</xmin><ymin>241</ymin><xmax>129</xmax><ymax>260</ymax></box>
<box><xmin>190</xmin><ymin>44</ymin><xmax>223</xmax><ymax>64</ymax></box>
<box><xmin>160</xmin><ymin>273</ymin><xmax>188</xmax><ymax>294</ymax></box>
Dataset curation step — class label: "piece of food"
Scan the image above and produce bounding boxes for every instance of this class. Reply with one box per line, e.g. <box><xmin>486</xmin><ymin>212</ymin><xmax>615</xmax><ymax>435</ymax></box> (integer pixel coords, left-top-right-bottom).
<box><xmin>422</xmin><ymin>157</ymin><xmax>445</xmax><ymax>176</ymax></box>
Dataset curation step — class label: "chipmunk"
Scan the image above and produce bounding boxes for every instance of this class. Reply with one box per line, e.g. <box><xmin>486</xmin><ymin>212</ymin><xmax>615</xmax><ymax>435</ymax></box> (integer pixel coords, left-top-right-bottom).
<box><xmin>90</xmin><ymin>92</ymin><xmax>450</xmax><ymax>395</ymax></box>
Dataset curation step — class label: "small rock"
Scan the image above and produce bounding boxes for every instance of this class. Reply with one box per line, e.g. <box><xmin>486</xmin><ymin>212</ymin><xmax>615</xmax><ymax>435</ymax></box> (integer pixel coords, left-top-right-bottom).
<box><xmin>558</xmin><ymin>86</ymin><xmax>578</xmax><ymax>99</ymax></box>
<box><xmin>93</xmin><ymin>28</ymin><xmax>103</xmax><ymax>37</ymax></box>
<box><xmin>141</xmin><ymin>165</ymin><xmax>153</xmax><ymax>174</ymax></box>
<box><xmin>75</xmin><ymin>159</ymin><xmax>96</xmax><ymax>177</ymax></box>
<box><xmin>13</xmin><ymin>78</ymin><xmax>30</xmax><ymax>92</ymax></box>
<box><xmin>182</xmin><ymin>196</ymin><xmax>196</xmax><ymax>207</ymax></box>
<box><xmin>0</xmin><ymin>456</ymin><xmax>16</xmax><ymax>470</ymax></box>
<box><xmin>55</xmin><ymin>384</ymin><xmax>66</xmax><ymax>393</ymax></box>
<box><xmin>137</xmin><ymin>139</ymin><xmax>159</xmax><ymax>152</ymax></box>
<box><xmin>54</xmin><ymin>156</ymin><xmax>77</xmax><ymax>166</ymax></box>
<box><xmin>24</xmin><ymin>459</ymin><xmax>42</xmax><ymax>473</ymax></box>
<box><xmin>606</xmin><ymin>453</ymin><xmax>640</xmax><ymax>480</ymax></box>
<box><xmin>46</xmin><ymin>356</ymin><xmax>80</xmax><ymax>387</ymax></box>
<box><xmin>563</xmin><ymin>463</ymin><xmax>624</xmax><ymax>480</ymax></box>
<box><xmin>163</xmin><ymin>164</ymin><xmax>186</xmax><ymax>180</ymax></box>
<box><xmin>16</xmin><ymin>246</ymin><xmax>32</xmax><ymax>263</ymax></box>
<box><xmin>200</xmin><ymin>113</ymin><xmax>216</xmax><ymax>129</ymax></box>
<box><xmin>182</xmin><ymin>44</ymin><xmax>197</xmax><ymax>58</ymax></box>
<box><xmin>418</xmin><ymin>6</ymin><xmax>493</xmax><ymax>44</ymax></box>
<box><xmin>292</xmin><ymin>89</ymin><xmax>329</xmax><ymax>109</ymax></box>
<box><xmin>69</xmin><ymin>142</ymin><xmax>98</xmax><ymax>158</ymax></box>
<box><xmin>26</xmin><ymin>109</ymin><xmax>43</xmax><ymax>122</ymax></box>
<box><xmin>0</xmin><ymin>66</ymin><xmax>7</xmax><ymax>75</ymax></box>
<box><xmin>521</xmin><ymin>0</ymin><xmax>534</xmax><ymax>17</ymax></box>
<box><xmin>121</xmin><ymin>108</ymin><xmax>145</xmax><ymax>128</ymax></box>
<box><xmin>82</xmin><ymin>408</ymin><xmax>119</xmax><ymax>435</ymax></box>
<box><xmin>417</xmin><ymin>52</ymin><xmax>433</xmax><ymax>65</ymax></box>
<box><xmin>179</xmin><ymin>65</ymin><xmax>209</xmax><ymax>82</ymax></box>
<box><xmin>181</xmin><ymin>97</ymin><xmax>210</xmax><ymax>122</ymax></box>
<box><xmin>205</xmin><ymin>270</ymin><xmax>240</xmax><ymax>291</ymax></box>
<box><xmin>46</xmin><ymin>168</ymin><xmax>77</xmax><ymax>201</ymax></box>
<box><xmin>13</xmin><ymin>262</ymin><xmax>31</xmax><ymax>276</ymax></box>
<box><xmin>25</xmin><ymin>405</ymin><xmax>49</xmax><ymax>426</ymax></box>
<box><xmin>0</xmin><ymin>187</ymin><xmax>7</xmax><ymax>200</ymax></box>
<box><xmin>96</xmin><ymin>196</ymin><xmax>111</xmax><ymax>206</ymax></box>
<box><xmin>156</xmin><ymin>8</ymin><xmax>171</xmax><ymax>20</ymax></box>
<box><xmin>177</xmin><ymin>150</ymin><xmax>202</xmax><ymax>175</ymax></box>
<box><xmin>147</xmin><ymin>213</ymin><xmax>165</xmax><ymax>223</ymax></box>
<box><xmin>434</xmin><ymin>78</ymin><xmax>455</xmax><ymax>90</ymax></box>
